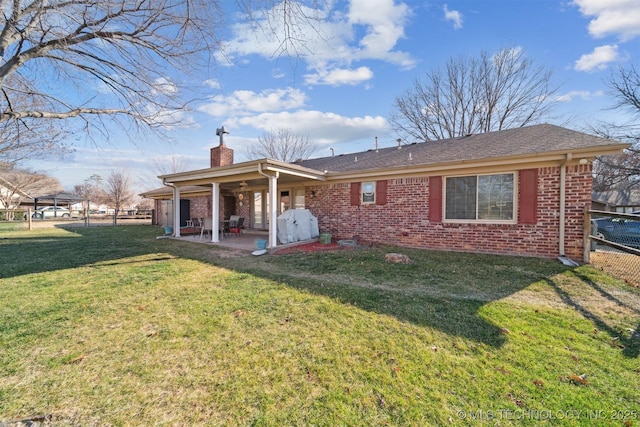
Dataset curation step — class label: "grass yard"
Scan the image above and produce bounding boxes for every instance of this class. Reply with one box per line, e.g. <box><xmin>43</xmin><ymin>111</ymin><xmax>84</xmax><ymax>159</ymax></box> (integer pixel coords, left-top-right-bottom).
<box><xmin>1</xmin><ymin>225</ymin><xmax>639</xmax><ymax>426</ymax></box>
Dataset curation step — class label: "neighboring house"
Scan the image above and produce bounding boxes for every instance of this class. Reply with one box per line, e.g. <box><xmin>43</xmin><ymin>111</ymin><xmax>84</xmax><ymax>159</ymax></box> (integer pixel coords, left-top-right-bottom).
<box><xmin>592</xmin><ymin>189</ymin><xmax>640</xmax><ymax>213</ymax></box>
<box><xmin>141</xmin><ymin>124</ymin><xmax>629</xmax><ymax>261</ymax></box>
<box><xmin>69</xmin><ymin>202</ymin><xmax>112</xmax><ymax>214</ymax></box>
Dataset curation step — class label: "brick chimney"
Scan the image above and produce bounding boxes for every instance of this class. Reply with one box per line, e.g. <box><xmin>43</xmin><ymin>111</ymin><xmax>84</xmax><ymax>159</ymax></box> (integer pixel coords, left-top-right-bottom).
<box><xmin>210</xmin><ymin>126</ymin><xmax>234</xmax><ymax>167</ymax></box>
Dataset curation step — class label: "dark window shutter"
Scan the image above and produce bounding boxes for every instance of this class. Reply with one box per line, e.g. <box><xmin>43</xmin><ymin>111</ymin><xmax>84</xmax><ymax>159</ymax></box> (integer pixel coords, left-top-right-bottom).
<box><xmin>350</xmin><ymin>182</ymin><xmax>361</xmax><ymax>206</ymax></box>
<box><xmin>376</xmin><ymin>180</ymin><xmax>388</xmax><ymax>205</ymax></box>
<box><xmin>519</xmin><ymin>169</ymin><xmax>538</xmax><ymax>224</ymax></box>
<box><xmin>429</xmin><ymin>176</ymin><xmax>442</xmax><ymax>223</ymax></box>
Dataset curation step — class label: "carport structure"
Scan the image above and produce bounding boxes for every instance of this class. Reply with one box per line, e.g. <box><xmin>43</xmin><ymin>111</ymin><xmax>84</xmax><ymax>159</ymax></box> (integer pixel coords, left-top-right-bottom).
<box><xmin>33</xmin><ymin>192</ymin><xmax>86</xmax><ymax>217</ymax></box>
<box><xmin>159</xmin><ymin>158</ymin><xmax>327</xmax><ymax>249</ymax></box>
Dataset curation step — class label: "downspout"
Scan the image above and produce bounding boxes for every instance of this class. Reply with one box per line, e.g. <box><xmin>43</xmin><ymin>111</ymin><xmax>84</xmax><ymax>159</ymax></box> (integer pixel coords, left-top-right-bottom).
<box><xmin>558</xmin><ymin>153</ymin><xmax>572</xmax><ymax>260</ymax></box>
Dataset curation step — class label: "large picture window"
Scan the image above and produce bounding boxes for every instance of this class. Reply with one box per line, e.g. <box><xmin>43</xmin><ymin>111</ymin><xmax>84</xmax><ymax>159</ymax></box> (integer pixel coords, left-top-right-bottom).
<box><xmin>445</xmin><ymin>173</ymin><xmax>515</xmax><ymax>221</ymax></box>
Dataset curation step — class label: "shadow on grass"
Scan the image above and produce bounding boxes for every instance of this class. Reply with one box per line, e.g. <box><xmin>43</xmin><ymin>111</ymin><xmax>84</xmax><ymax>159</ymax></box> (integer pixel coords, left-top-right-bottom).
<box><xmin>545</xmin><ymin>272</ymin><xmax>640</xmax><ymax>358</ymax></box>
<box><xmin>270</xmin><ymin>274</ymin><xmax>509</xmax><ymax>347</ymax></box>
<box><xmin>215</xmin><ymin>247</ymin><xmax>572</xmax><ymax>349</ymax></box>
<box><xmin>0</xmin><ymin>226</ymin><xmax>581</xmax><ymax>349</ymax></box>
<box><xmin>0</xmin><ymin>225</ymin><xmax>164</xmax><ymax>278</ymax></box>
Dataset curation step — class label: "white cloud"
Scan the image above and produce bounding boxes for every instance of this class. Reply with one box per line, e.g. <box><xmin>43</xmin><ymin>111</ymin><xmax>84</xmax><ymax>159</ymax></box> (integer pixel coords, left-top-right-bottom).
<box><xmin>230</xmin><ymin>110</ymin><xmax>389</xmax><ymax>145</ymax></box>
<box><xmin>149</xmin><ymin>108</ymin><xmax>198</xmax><ymax>129</ymax></box>
<box><xmin>444</xmin><ymin>4</ymin><xmax>463</xmax><ymax>29</ymax></box>
<box><xmin>347</xmin><ymin>0</ymin><xmax>413</xmax><ymax>63</ymax></box>
<box><xmin>144</xmin><ymin>78</ymin><xmax>198</xmax><ymax>129</ymax></box>
<box><xmin>197</xmin><ymin>84</ymin><xmax>387</xmax><ymax>146</ymax></box>
<box><xmin>197</xmin><ymin>88</ymin><xmax>307</xmax><ymax>117</ymax></box>
<box><xmin>574</xmin><ymin>44</ymin><xmax>619</xmax><ymax>71</ymax></box>
<box><xmin>203</xmin><ymin>79</ymin><xmax>221</xmax><ymax>89</ymax></box>
<box><xmin>555</xmin><ymin>90</ymin><xmax>605</xmax><ymax>102</ymax></box>
<box><xmin>219</xmin><ymin>0</ymin><xmax>415</xmax><ymax>85</ymax></box>
<box><xmin>304</xmin><ymin>66</ymin><xmax>374</xmax><ymax>86</ymax></box>
<box><xmin>573</xmin><ymin>0</ymin><xmax>640</xmax><ymax>40</ymax></box>
<box><xmin>152</xmin><ymin>77</ymin><xmax>178</xmax><ymax>96</ymax></box>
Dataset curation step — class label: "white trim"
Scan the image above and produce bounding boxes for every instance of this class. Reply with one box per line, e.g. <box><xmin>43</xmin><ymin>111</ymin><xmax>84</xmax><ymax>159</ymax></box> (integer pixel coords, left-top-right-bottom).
<box><xmin>211</xmin><ymin>183</ymin><xmax>220</xmax><ymax>243</ymax></box>
<box><xmin>361</xmin><ymin>181</ymin><xmax>376</xmax><ymax>204</ymax></box>
<box><xmin>160</xmin><ymin>159</ymin><xmax>326</xmax><ymax>184</ymax></box>
<box><xmin>173</xmin><ymin>186</ymin><xmax>181</xmax><ymax>237</ymax></box>
<box><xmin>268</xmin><ymin>175</ymin><xmax>278</xmax><ymax>248</ymax></box>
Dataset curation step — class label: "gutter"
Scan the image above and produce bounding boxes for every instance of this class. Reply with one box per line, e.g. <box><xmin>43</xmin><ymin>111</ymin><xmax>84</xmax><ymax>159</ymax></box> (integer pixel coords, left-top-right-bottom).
<box><xmin>162</xmin><ymin>177</ymin><xmax>174</xmax><ymax>188</ymax></box>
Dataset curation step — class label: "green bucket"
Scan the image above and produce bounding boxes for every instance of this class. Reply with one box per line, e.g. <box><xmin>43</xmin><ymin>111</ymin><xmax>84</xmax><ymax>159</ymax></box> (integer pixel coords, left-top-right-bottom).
<box><xmin>319</xmin><ymin>233</ymin><xmax>332</xmax><ymax>244</ymax></box>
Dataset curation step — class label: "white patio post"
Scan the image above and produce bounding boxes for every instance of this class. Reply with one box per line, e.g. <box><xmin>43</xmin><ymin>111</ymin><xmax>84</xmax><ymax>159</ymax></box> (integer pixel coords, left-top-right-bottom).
<box><xmin>268</xmin><ymin>173</ymin><xmax>278</xmax><ymax>248</ymax></box>
<box><xmin>173</xmin><ymin>185</ymin><xmax>181</xmax><ymax>237</ymax></box>
<box><xmin>211</xmin><ymin>182</ymin><xmax>220</xmax><ymax>243</ymax></box>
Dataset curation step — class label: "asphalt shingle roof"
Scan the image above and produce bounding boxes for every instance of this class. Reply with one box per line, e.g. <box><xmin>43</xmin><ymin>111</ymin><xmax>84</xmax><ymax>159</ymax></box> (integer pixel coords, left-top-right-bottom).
<box><xmin>593</xmin><ymin>189</ymin><xmax>640</xmax><ymax>207</ymax></box>
<box><xmin>295</xmin><ymin>124</ymin><xmax>626</xmax><ymax>173</ymax></box>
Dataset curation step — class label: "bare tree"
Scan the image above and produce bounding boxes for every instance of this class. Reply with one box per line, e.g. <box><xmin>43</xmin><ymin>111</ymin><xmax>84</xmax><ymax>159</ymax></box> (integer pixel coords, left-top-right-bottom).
<box><xmin>593</xmin><ymin>151</ymin><xmax>640</xmax><ymax>191</ymax></box>
<box><xmin>591</xmin><ymin>61</ymin><xmax>640</xmax><ymax>192</ymax></box>
<box><xmin>0</xmin><ymin>163</ymin><xmax>62</xmax><ymax>220</ymax></box>
<box><xmin>245</xmin><ymin>128</ymin><xmax>318</xmax><ymax>162</ymax></box>
<box><xmin>0</xmin><ymin>1</ymin><xmax>220</xmax><ymax>128</ymax></box>
<box><xmin>104</xmin><ymin>170</ymin><xmax>133</xmax><ymax>225</ymax></box>
<box><xmin>390</xmin><ymin>47</ymin><xmax>559</xmax><ymax>141</ymax></box>
<box><xmin>71</xmin><ymin>174</ymin><xmax>107</xmax><ymax>216</ymax></box>
<box><xmin>0</xmin><ymin>1</ymin><xmax>324</xmax><ymax>160</ymax></box>
<box><xmin>137</xmin><ymin>154</ymin><xmax>191</xmax><ymax>192</ymax></box>
<box><xmin>0</xmin><ymin>88</ymin><xmax>71</xmax><ymax>164</ymax></box>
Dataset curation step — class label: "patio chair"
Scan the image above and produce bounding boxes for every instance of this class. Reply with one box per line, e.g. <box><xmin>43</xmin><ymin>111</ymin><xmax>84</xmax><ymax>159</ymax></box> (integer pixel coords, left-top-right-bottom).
<box><xmin>230</xmin><ymin>217</ymin><xmax>244</xmax><ymax>236</ymax></box>
<box><xmin>223</xmin><ymin>215</ymin><xmax>240</xmax><ymax>237</ymax></box>
<box><xmin>199</xmin><ymin>217</ymin><xmax>211</xmax><ymax>240</ymax></box>
<box><xmin>190</xmin><ymin>217</ymin><xmax>202</xmax><ymax>239</ymax></box>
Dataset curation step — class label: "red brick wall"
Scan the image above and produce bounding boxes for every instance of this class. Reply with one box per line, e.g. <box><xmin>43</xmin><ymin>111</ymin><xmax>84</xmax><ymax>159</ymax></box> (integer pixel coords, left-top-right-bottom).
<box><xmin>564</xmin><ymin>164</ymin><xmax>593</xmax><ymax>259</ymax></box>
<box><xmin>306</xmin><ymin>165</ymin><xmax>592</xmax><ymax>259</ymax></box>
<box><xmin>236</xmin><ymin>191</ymin><xmax>252</xmax><ymax>221</ymax></box>
<box><xmin>188</xmin><ymin>196</ymin><xmax>210</xmax><ymax>220</ymax></box>
<box><xmin>152</xmin><ymin>196</ymin><xmax>210</xmax><ymax>225</ymax></box>
<box><xmin>153</xmin><ymin>192</ymin><xmax>248</xmax><ymax>226</ymax></box>
<box><xmin>210</xmin><ymin>145</ymin><xmax>234</xmax><ymax>167</ymax></box>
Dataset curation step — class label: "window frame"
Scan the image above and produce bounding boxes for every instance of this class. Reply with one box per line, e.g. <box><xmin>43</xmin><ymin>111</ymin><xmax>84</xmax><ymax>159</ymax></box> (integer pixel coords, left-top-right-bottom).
<box><xmin>361</xmin><ymin>181</ymin><xmax>376</xmax><ymax>204</ymax></box>
<box><xmin>443</xmin><ymin>172</ymin><xmax>517</xmax><ymax>224</ymax></box>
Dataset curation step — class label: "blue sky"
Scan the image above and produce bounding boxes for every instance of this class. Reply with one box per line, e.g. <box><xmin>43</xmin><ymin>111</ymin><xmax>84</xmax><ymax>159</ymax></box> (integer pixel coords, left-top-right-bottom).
<box><xmin>26</xmin><ymin>0</ymin><xmax>640</xmax><ymax>193</ymax></box>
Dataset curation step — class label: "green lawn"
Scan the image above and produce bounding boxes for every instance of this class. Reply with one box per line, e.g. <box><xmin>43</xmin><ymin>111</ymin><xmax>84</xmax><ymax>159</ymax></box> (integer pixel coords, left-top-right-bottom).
<box><xmin>1</xmin><ymin>225</ymin><xmax>639</xmax><ymax>425</ymax></box>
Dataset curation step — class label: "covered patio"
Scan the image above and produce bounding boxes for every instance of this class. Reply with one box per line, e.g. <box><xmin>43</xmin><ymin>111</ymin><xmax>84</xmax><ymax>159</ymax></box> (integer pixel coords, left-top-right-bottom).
<box><xmin>174</xmin><ymin>228</ymin><xmax>269</xmax><ymax>250</ymax></box>
<box><xmin>173</xmin><ymin>226</ymin><xmax>321</xmax><ymax>253</ymax></box>
<box><xmin>159</xmin><ymin>158</ymin><xmax>326</xmax><ymax>249</ymax></box>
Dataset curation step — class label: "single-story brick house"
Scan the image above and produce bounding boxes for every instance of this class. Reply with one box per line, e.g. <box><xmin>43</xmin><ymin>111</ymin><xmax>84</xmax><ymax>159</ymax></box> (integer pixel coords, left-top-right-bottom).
<box><xmin>592</xmin><ymin>189</ymin><xmax>640</xmax><ymax>213</ymax></box>
<box><xmin>141</xmin><ymin>124</ymin><xmax>629</xmax><ymax>261</ymax></box>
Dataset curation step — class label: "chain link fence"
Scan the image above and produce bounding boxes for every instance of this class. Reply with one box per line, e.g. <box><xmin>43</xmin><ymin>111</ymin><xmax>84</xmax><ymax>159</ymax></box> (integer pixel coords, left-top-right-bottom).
<box><xmin>589</xmin><ymin>210</ymin><xmax>640</xmax><ymax>287</ymax></box>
